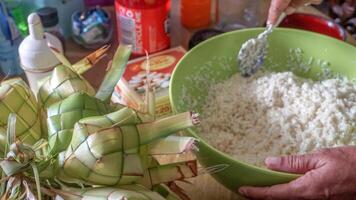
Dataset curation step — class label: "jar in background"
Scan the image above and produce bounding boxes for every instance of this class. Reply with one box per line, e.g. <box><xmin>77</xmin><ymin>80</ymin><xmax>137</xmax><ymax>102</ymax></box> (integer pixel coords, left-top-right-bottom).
<box><xmin>71</xmin><ymin>7</ymin><xmax>113</xmax><ymax>49</ymax></box>
<box><xmin>36</xmin><ymin>7</ymin><xmax>65</xmax><ymax>51</ymax></box>
<box><xmin>216</xmin><ymin>0</ymin><xmax>270</xmax><ymax>31</ymax></box>
<box><xmin>115</xmin><ymin>0</ymin><xmax>170</xmax><ymax>55</ymax></box>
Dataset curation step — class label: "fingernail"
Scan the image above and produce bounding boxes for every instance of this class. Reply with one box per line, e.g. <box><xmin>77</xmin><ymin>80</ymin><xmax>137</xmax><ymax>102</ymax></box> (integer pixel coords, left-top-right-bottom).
<box><xmin>265</xmin><ymin>157</ymin><xmax>280</xmax><ymax>165</ymax></box>
<box><xmin>285</xmin><ymin>7</ymin><xmax>296</xmax><ymax>15</ymax></box>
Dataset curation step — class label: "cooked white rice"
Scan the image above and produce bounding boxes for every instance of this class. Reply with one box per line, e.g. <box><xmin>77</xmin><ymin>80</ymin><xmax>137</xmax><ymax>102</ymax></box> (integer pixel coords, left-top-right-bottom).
<box><xmin>199</xmin><ymin>72</ymin><xmax>356</xmax><ymax>166</ymax></box>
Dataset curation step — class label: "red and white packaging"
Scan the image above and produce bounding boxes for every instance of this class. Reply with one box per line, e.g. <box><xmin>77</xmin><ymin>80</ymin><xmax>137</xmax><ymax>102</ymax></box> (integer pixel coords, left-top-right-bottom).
<box><xmin>115</xmin><ymin>0</ymin><xmax>170</xmax><ymax>55</ymax></box>
<box><xmin>112</xmin><ymin>46</ymin><xmax>186</xmax><ymax>118</ymax></box>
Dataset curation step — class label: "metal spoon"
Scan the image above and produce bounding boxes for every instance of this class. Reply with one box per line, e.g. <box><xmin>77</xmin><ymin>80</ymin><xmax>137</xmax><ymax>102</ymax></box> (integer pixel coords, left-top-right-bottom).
<box><xmin>237</xmin><ymin>13</ymin><xmax>286</xmax><ymax>77</ymax></box>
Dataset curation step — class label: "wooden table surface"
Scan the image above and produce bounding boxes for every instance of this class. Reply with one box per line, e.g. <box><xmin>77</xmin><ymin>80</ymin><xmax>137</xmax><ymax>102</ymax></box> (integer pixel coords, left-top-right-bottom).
<box><xmin>63</xmin><ymin>6</ymin><xmax>355</xmax><ymax>200</ymax></box>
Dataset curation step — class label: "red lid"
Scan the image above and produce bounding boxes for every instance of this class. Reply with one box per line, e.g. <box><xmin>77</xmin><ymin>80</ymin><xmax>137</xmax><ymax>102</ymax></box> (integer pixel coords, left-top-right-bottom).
<box><xmin>280</xmin><ymin>13</ymin><xmax>346</xmax><ymax>41</ymax></box>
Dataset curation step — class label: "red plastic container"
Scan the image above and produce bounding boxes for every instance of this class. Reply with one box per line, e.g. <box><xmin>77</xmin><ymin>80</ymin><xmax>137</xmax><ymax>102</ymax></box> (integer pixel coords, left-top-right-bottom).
<box><xmin>115</xmin><ymin>0</ymin><xmax>170</xmax><ymax>55</ymax></box>
<box><xmin>280</xmin><ymin>13</ymin><xmax>346</xmax><ymax>41</ymax></box>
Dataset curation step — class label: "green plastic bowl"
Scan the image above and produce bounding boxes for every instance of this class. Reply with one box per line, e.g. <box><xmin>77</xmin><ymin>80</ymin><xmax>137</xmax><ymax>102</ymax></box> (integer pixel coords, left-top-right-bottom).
<box><xmin>169</xmin><ymin>28</ymin><xmax>356</xmax><ymax>191</ymax></box>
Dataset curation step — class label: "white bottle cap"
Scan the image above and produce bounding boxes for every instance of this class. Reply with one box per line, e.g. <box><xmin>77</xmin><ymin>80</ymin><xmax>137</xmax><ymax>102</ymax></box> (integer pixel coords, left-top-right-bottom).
<box><xmin>28</xmin><ymin>13</ymin><xmax>44</xmax><ymax>40</ymax></box>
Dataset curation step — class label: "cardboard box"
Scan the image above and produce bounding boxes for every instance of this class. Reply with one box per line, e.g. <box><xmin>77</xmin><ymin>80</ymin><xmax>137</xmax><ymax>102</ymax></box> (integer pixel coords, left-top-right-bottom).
<box><xmin>112</xmin><ymin>46</ymin><xmax>186</xmax><ymax>117</ymax></box>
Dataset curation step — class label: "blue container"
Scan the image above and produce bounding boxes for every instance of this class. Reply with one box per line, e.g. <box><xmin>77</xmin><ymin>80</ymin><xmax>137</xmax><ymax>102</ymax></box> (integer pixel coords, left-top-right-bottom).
<box><xmin>0</xmin><ymin>37</ymin><xmax>23</xmax><ymax>76</ymax></box>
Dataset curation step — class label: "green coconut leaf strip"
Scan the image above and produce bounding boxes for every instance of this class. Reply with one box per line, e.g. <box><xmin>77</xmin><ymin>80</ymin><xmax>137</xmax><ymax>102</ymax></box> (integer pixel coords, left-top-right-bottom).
<box><xmin>49</xmin><ymin>47</ymin><xmax>72</xmax><ymax>67</ymax></box>
<box><xmin>32</xmin><ymin>139</ymin><xmax>48</xmax><ymax>152</ymax></box>
<box><xmin>37</xmin><ymin>76</ymin><xmax>50</xmax><ymax>91</ymax></box>
<box><xmin>107</xmin><ymin>108</ymin><xmax>141</xmax><ymax>127</ymax></box>
<box><xmin>1</xmin><ymin>144</ymin><xmax>36</xmax><ymax>177</ymax></box>
<box><xmin>142</xmin><ymin>51</ymin><xmax>151</xmax><ymax>114</ymax></box>
<box><xmin>146</xmin><ymin>87</ymin><xmax>155</xmax><ymax>120</ymax></box>
<box><xmin>119</xmin><ymin>184</ymin><xmax>167</xmax><ymax>200</ymax></box>
<box><xmin>148</xmin><ymin>136</ymin><xmax>196</xmax><ymax>155</ymax></box>
<box><xmin>153</xmin><ymin>184</ymin><xmax>182</xmax><ymax>200</ymax></box>
<box><xmin>0</xmin><ymin>160</ymin><xmax>23</xmax><ymax>176</ymax></box>
<box><xmin>72</xmin><ymin>45</ymin><xmax>110</xmax><ymax>75</ymax></box>
<box><xmin>138</xmin><ymin>85</ymin><xmax>155</xmax><ymax>123</ymax></box>
<box><xmin>1</xmin><ymin>114</ymin><xmax>15</xmax><ymax>192</ymax></box>
<box><xmin>137</xmin><ymin>112</ymin><xmax>199</xmax><ymax>145</ymax></box>
<box><xmin>117</xmin><ymin>78</ymin><xmax>145</xmax><ymax>112</ymax></box>
<box><xmin>0</xmin><ymin>173</ymin><xmax>5</xmax><ymax>197</ymax></box>
<box><xmin>95</xmin><ymin>44</ymin><xmax>132</xmax><ymax>102</ymax></box>
<box><xmin>30</xmin><ymin>163</ymin><xmax>41</xmax><ymax>200</ymax></box>
<box><xmin>144</xmin><ymin>160</ymin><xmax>197</xmax><ymax>186</ymax></box>
<box><xmin>6</xmin><ymin>114</ymin><xmax>16</xmax><ymax>148</ymax></box>
<box><xmin>143</xmin><ymin>51</ymin><xmax>155</xmax><ymax>119</ymax></box>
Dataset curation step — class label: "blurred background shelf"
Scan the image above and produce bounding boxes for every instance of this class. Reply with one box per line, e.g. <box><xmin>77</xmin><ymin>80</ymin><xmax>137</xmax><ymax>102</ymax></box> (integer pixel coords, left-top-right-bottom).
<box><xmin>63</xmin><ymin>5</ymin><xmax>355</xmax><ymax>90</ymax></box>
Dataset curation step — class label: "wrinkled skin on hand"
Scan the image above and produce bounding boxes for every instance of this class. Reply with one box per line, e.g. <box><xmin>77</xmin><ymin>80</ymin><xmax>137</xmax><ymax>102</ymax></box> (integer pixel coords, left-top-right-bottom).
<box><xmin>239</xmin><ymin>146</ymin><xmax>356</xmax><ymax>200</ymax></box>
<box><xmin>267</xmin><ymin>0</ymin><xmax>323</xmax><ymax>25</ymax></box>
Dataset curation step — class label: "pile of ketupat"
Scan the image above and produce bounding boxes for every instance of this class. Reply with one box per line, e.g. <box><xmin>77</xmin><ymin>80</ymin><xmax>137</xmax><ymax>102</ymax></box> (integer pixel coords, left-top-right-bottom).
<box><xmin>0</xmin><ymin>44</ymin><xmax>200</xmax><ymax>200</ymax></box>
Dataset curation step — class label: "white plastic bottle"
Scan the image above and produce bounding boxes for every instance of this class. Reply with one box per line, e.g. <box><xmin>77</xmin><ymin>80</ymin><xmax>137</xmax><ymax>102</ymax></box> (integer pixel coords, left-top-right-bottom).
<box><xmin>18</xmin><ymin>13</ymin><xmax>63</xmax><ymax>94</ymax></box>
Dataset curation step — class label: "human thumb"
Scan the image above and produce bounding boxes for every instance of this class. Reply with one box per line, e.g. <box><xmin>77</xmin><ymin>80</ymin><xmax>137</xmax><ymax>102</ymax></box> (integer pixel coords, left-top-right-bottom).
<box><xmin>265</xmin><ymin>154</ymin><xmax>321</xmax><ymax>174</ymax></box>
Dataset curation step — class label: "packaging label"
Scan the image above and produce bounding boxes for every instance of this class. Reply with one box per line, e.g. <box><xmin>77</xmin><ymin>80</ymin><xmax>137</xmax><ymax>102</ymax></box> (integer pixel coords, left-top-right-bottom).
<box><xmin>112</xmin><ymin>46</ymin><xmax>186</xmax><ymax>118</ymax></box>
<box><xmin>116</xmin><ymin>2</ymin><xmax>170</xmax><ymax>55</ymax></box>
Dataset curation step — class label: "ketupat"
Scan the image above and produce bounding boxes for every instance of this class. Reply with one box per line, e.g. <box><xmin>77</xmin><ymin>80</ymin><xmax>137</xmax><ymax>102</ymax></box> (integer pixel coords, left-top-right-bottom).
<box><xmin>60</xmin><ymin>107</ymin><xmax>199</xmax><ymax>186</ymax></box>
<box><xmin>0</xmin><ymin>79</ymin><xmax>42</xmax><ymax>154</ymax></box>
<box><xmin>0</xmin><ymin>44</ymin><xmax>202</xmax><ymax>200</ymax></box>
<box><xmin>46</xmin><ymin>45</ymin><xmax>132</xmax><ymax>154</ymax></box>
<box><xmin>47</xmin><ymin>92</ymin><xmax>112</xmax><ymax>154</ymax></box>
<box><xmin>58</xmin><ymin>44</ymin><xmax>200</xmax><ymax>192</ymax></box>
<box><xmin>37</xmin><ymin>64</ymin><xmax>96</xmax><ymax>109</ymax></box>
<box><xmin>37</xmin><ymin>45</ymin><xmax>109</xmax><ymax>109</ymax></box>
<box><xmin>0</xmin><ymin>114</ymin><xmax>43</xmax><ymax>200</ymax></box>
<box><xmin>0</xmin><ymin>113</ymin><xmax>200</xmax><ymax>200</ymax></box>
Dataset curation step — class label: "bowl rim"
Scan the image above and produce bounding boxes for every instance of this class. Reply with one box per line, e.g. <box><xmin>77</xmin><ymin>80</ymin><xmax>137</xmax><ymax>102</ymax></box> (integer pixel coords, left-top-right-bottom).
<box><xmin>170</xmin><ymin>27</ymin><xmax>355</xmax><ymax>178</ymax></box>
<box><xmin>280</xmin><ymin>12</ymin><xmax>347</xmax><ymax>41</ymax></box>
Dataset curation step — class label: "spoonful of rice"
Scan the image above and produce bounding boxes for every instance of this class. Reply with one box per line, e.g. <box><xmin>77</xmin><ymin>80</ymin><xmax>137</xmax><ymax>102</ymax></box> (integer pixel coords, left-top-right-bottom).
<box><xmin>237</xmin><ymin>13</ymin><xmax>286</xmax><ymax>77</ymax></box>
